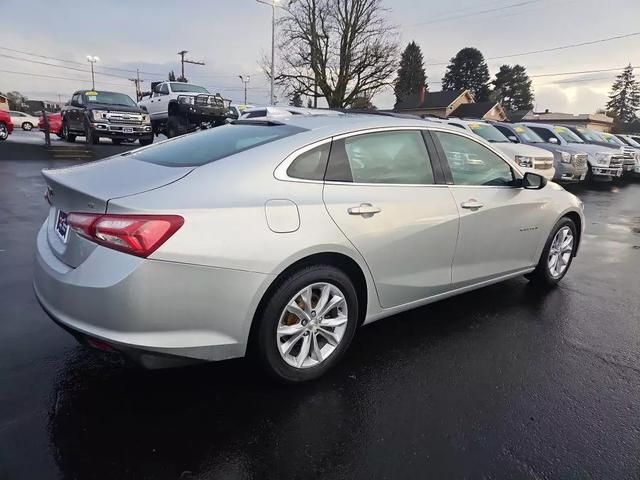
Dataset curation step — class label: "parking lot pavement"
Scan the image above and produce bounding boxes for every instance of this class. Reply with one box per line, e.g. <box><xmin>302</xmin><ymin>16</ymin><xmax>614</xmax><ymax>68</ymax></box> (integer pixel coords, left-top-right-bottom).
<box><xmin>1</xmin><ymin>148</ymin><xmax>639</xmax><ymax>479</ymax></box>
<box><xmin>1</xmin><ymin>130</ymin><xmax>160</xmax><ymax>160</ymax></box>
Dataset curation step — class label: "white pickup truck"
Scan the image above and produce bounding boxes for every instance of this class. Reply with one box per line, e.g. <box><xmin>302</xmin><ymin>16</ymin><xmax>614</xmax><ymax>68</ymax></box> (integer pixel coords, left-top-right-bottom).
<box><xmin>138</xmin><ymin>81</ymin><xmax>230</xmax><ymax>138</ymax></box>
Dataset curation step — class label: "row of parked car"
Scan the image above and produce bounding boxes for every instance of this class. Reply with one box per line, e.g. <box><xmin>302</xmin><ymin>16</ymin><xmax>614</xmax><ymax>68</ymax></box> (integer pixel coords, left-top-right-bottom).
<box><xmin>3</xmin><ymin>92</ymin><xmax>640</xmax><ymax>186</ymax></box>
<box><xmin>236</xmin><ymin>105</ymin><xmax>640</xmax><ymax>184</ymax></box>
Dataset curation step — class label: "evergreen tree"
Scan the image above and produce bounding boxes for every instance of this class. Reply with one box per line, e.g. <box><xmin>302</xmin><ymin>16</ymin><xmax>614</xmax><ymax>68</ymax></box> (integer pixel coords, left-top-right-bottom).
<box><xmin>290</xmin><ymin>91</ymin><xmax>303</xmax><ymax>107</ymax></box>
<box><xmin>492</xmin><ymin>64</ymin><xmax>534</xmax><ymax>111</ymax></box>
<box><xmin>168</xmin><ymin>71</ymin><xmax>176</xmax><ymax>81</ymax></box>
<box><xmin>606</xmin><ymin>64</ymin><xmax>640</xmax><ymax>122</ymax></box>
<box><xmin>442</xmin><ymin>47</ymin><xmax>490</xmax><ymax>101</ymax></box>
<box><xmin>394</xmin><ymin>41</ymin><xmax>427</xmax><ymax>106</ymax></box>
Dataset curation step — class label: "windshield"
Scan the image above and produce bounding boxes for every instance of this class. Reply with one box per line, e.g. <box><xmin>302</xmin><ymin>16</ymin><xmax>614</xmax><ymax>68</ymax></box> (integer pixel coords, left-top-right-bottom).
<box><xmin>83</xmin><ymin>91</ymin><xmax>137</xmax><ymax>107</ymax></box>
<box><xmin>512</xmin><ymin>125</ymin><xmax>545</xmax><ymax>143</ymax></box>
<box><xmin>466</xmin><ymin>122</ymin><xmax>510</xmax><ymax>143</ymax></box>
<box><xmin>129</xmin><ymin>123</ymin><xmax>306</xmax><ymax>167</ymax></box>
<box><xmin>598</xmin><ymin>132</ymin><xmax>625</xmax><ymax>146</ymax></box>
<box><xmin>575</xmin><ymin>128</ymin><xmax>606</xmax><ymax>143</ymax></box>
<box><xmin>170</xmin><ymin>83</ymin><xmax>210</xmax><ymax>94</ymax></box>
<box><xmin>552</xmin><ymin>126</ymin><xmax>584</xmax><ymax>143</ymax></box>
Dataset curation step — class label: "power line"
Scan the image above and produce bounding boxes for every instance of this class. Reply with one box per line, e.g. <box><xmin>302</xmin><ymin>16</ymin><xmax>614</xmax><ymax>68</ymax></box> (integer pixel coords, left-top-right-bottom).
<box><xmin>425</xmin><ymin>31</ymin><xmax>640</xmax><ymax>66</ymax></box>
<box><xmin>0</xmin><ymin>53</ymin><xmax>136</xmax><ymax>80</ymax></box>
<box><xmin>0</xmin><ymin>45</ymin><xmax>165</xmax><ymax>77</ymax></box>
<box><xmin>406</xmin><ymin>0</ymin><xmax>544</xmax><ymax>27</ymax></box>
<box><xmin>0</xmin><ymin>69</ymin><xmax>132</xmax><ymax>87</ymax></box>
<box><xmin>530</xmin><ymin>66</ymin><xmax>636</xmax><ymax>78</ymax></box>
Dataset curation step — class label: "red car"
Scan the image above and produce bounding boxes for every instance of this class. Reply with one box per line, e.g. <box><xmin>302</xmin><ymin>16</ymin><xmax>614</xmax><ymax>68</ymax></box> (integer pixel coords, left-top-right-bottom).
<box><xmin>0</xmin><ymin>110</ymin><xmax>13</xmax><ymax>141</ymax></box>
<box><xmin>38</xmin><ymin>112</ymin><xmax>63</xmax><ymax>138</ymax></box>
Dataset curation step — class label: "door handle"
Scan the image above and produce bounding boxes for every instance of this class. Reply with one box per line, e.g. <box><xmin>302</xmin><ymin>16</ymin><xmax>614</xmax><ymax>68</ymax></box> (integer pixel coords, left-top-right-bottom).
<box><xmin>348</xmin><ymin>203</ymin><xmax>381</xmax><ymax>217</ymax></box>
<box><xmin>460</xmin><ymin>199</ymin><xmax>484</xmax><ymax>210</ymax></box>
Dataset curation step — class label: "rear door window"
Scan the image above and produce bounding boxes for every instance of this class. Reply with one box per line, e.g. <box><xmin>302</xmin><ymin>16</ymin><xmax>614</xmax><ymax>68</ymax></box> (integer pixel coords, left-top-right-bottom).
<box><xmin>129</xmin><ymin>124</ymin><xmax>306</xmax><ymax>167</ymax></box>
<box><xmin>326</xmin><ymin>130</ymin><xmax>435</xmax><ymax>184</ymax></box>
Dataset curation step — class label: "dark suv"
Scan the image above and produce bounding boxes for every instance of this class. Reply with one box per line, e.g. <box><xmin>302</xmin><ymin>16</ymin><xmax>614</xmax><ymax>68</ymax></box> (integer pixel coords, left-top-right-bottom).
<box><xmin>61</xmin><ymin>90</ymin><xmax>153</xmax><ymax>145</ymax></box>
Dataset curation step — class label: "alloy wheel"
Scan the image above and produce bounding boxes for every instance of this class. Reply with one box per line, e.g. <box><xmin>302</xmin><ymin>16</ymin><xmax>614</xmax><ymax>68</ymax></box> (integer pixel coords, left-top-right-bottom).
<box><xmin>548</xmin><ymin>226</ymin><xmax>574</xmax><ymax>278</ymax></box>
<box><xmin>277</xmin><ymin>282</ymin><xmax>348</xmax><ymax>369</ymax></box>
<box><xmin>0</xmin><ymin>124</ymin><xmax>7</xmax><ymax>140</ymax></box>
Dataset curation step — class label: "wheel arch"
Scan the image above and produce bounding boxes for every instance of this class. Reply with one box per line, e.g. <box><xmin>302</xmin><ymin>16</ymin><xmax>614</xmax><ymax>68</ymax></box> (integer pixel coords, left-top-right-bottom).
<box><xmin>247</xmin><ymin>251</ymin><xmax>370</xmax><ymax>352</ymax></box>
<box><xmin>562</xmin><ymin>210</ymin><xmax>582</xmax><ymax>256</ymax></box>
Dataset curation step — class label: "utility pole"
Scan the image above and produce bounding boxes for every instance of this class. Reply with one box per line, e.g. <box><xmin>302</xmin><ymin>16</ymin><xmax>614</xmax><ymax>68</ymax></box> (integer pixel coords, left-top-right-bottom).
<box><xmin>86</xmin><ymin>55</ymin><xmax>100</xmax><ymax>90</ymax></box>
<box><xmin>177</xmin><ymin>50</ymin><xmax>205</xmax><ymax>81</ymax></box>
<box><xmin>128</xmin><ymin>69</ymin><xmax>144</xmax><ymax>101</ymax></box>
<box><xmin>256</xmin><ymin>0</ymin><xmax>280</xmax><ymax>105</ymax></box>
<box><xmin>239</xmin><ymin>75</ymin><xmax>251</xmax><ymax>104</ymax></box>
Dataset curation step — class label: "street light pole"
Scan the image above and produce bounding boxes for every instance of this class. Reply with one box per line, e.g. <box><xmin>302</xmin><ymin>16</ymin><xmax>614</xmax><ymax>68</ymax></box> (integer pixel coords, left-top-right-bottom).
<box><xmin>239</xmin><ymin>75</ymin><xmax>251</xmax><ymax>104</ymax></box>
<box><xmin>86</xmin><ymin>55</ymin><xmax>100</xmax><ymax>90</ymax></box>
<box><xmin>256</xmin><ymin>0</ymin><xmax>280</xmax><ymax>105</ymax></box>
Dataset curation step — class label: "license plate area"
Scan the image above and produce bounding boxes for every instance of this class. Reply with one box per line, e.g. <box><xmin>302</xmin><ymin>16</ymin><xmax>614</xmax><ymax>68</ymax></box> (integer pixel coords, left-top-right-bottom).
<box><xmin>123</xmin><ymin>127</ymin><xmax>133</xmax><ymax>133</ymax></box>
<box><xmin>55</xmin><ymin>210</ymin><xmax>69</xmax><ymax>243</ymax></box>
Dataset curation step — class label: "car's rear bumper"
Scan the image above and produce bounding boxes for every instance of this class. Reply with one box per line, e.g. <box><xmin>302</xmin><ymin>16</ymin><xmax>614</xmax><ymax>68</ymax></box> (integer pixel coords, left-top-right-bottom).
<box><xmin>33</xmin><ymin>221</ymin><xmax>271</xmax><ymax>367</ymax></box>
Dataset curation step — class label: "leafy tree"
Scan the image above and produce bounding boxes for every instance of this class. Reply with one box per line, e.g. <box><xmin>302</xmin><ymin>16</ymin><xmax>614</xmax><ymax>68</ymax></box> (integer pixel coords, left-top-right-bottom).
<box><xmin>290</xmin><ymin>91</ymin><xmax>303</xmax><ymax>107</ymax></box>
<box><xmin>606</xmin><ymin>64</ymin><xmax>640</xmax><ymax>123</ymax></box>
<box><xmin>394</xmin><ymin>41</ymin><xmax>427</xmax><ymax>106</ymax></box>
<box><xmin>441</xmin><ymin>47</ymin><xmax>490</xmax><ymax>101</ymax></box>
<box><xmin>492</xmin><ymin>64</ymin><xmax>534</xmax><ymax>111</ymax></box>
<box><xmin>0</xmin><ymin>91</ymin><xmax>28</xmax><ymax>110</ymax></box>
<box><xmin>350</xmin><ymin>94</ymin><xmax>376</xmax><ymax>110</ymax></box>
<box><xmin>275</xmin><ymin>0</ymin><xmax>398</xmax><ymax>108</ymax></box>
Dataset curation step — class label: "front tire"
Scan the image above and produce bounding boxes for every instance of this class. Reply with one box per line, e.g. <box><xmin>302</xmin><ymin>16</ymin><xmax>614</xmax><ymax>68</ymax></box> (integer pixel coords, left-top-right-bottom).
<box><xmin>527</xmin><ymin>217</ymin><xmax>577</xmax><ymax>287</ymax></box>
<box><xmin>22</xmin><ymin>122</ymin><xmax>33</xmax><ymax>131</ymax></box>
<box><xmin>139</xmin><ymin>137</ymin><xmax>154</xmax><ymax>146</ymax></box>
<box><xmin>254</xmin><ymin>265</ymin><xmax>359</xmax><ymax>383</ymax></box>
<box><xmin>85</xmin><ymin>126</ymin><xmax>99</xmax><ymax>145</ymax></box>
<box><xmin>0</xmin><ymin>123</ymin><xmax>8</xmax><ymax>141</ymax></box>
<box><xmin>62</xmin><ymin>121</ymin><xmax>76</xmax><ymax>142</ymax></box>
<box><xmin>166</xmin><ymin>115</ymin><xmax>189</xmax><ymax>138</ymax></box>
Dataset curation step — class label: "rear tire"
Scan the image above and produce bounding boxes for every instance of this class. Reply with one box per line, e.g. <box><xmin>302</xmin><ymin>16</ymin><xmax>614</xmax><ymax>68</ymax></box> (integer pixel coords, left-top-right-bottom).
<box><xmin>0</xmin><ymin>123</ymin><xmax>7</xmax><ymax>141</ymax></box>
<box><xmin>139</xmin><ymin>137</ymin><xmax>153</xmax><ymax>146</ymax></box>
<box><xmin>527</xmin><ymin>217</ymin><xmax>577</xmax><ymax>287</ymax></box>
<box><xmin>253</xmin><ymin>265</ymin><xmax>359</xmax><ymax>383</ymax></box>
<box><xmin>166</xmin><ymin>115</ymin><xmax>189</xmax><ymax>138</ymax></box>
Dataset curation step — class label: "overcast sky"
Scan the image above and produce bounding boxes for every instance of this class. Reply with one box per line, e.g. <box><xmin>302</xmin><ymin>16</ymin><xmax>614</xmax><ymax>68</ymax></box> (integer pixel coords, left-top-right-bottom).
<box><xmin>1</xmin><ymin>0</ymin><xmax>639</xmax><ymax>113</ymax></box>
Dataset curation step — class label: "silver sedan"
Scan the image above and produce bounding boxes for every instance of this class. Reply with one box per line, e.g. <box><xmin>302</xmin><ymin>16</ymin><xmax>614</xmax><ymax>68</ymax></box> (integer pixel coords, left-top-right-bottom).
<box><xmin>34</xmin><ymin>114</ymin><xmax>585</xmax><ymax>382</ymax></box>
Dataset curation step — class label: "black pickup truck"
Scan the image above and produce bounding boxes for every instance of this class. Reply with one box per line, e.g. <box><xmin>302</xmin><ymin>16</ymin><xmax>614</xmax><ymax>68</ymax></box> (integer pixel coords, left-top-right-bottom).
<box><xmin>61</xmin><ymin>90</ymin><xmax>154</xmax><ymax>145</ymax></box>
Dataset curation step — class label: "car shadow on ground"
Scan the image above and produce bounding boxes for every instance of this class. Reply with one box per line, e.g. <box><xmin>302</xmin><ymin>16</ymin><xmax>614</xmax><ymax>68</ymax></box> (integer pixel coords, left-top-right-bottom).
<box><xmin>47</xmin><ymin>277</ymin><xmax>559</xmax><ymax>479</ymax></box>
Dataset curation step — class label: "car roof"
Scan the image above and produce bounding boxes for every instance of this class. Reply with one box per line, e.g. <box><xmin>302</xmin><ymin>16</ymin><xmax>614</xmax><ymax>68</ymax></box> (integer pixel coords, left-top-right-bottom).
<box><xmin>235</xmin><ymin>113</ymin><xmax>464</xmax><ymax>139</ymax></box>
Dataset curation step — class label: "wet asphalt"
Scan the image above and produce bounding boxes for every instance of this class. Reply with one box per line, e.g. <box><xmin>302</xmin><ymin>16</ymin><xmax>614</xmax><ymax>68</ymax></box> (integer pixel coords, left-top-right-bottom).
<box><xmin>1</xmin><ymin>134</ymin><xmax>640</xmax><ymax>479</ymax></box>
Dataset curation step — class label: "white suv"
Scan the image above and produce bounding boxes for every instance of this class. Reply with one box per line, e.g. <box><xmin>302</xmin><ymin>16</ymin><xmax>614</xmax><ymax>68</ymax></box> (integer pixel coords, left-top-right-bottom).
<box><xmin>430</xmin><ymin>118</ymin><xmax>556</xmax><ymax>180</ymax></box>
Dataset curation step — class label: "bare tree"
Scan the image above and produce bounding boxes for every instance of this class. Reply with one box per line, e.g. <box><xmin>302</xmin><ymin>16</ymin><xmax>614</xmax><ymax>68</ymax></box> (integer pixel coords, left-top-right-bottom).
<box><xmin>273</xmin><ymin>0</ymin><xmax>397</xmax><ymax>108</ymax></box>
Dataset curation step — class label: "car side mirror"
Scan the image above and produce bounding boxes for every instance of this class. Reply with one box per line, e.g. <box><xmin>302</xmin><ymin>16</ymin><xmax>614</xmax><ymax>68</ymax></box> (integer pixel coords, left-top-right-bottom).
<box><xmin>548</xmin><ymin>137</ymin><xmax>559</xmax><ymax>144</ymax></box>
<box><xmin>508</xmin><ymin>135</ymin><xmax>518</xmax><ymax>143</ymax></box>
<box><xmin>522</xmin><ymin>171</ymin><xmax>547</xmax><ymax>190</ymax></box>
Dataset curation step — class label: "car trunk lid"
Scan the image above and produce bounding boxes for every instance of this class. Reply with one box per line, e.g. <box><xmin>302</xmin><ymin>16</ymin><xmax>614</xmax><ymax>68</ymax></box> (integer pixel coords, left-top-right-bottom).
<box><xmin>42</xmin><ymin>156</ymin><xmax>194</xmax><ymax>268</ymax></box>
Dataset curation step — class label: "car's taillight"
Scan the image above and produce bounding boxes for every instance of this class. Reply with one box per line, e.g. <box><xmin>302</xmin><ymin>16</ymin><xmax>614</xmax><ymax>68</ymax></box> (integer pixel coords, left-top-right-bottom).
<box><xmin>68</xmin><ymin>213</ymin><xmax>184</xmax><ymax>258</ymax></box>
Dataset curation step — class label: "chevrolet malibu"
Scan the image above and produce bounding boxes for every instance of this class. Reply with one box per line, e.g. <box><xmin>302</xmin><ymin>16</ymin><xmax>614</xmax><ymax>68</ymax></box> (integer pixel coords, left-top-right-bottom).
<box><xmin>34</xmin><ymin>115</ymin><xmax>585</xmax><ymax>382</ymax></box>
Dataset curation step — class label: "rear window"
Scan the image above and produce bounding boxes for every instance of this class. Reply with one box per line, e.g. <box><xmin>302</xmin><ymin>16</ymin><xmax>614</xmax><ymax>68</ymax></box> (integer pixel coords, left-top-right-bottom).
<box><xmin>128</xmin><ymin>123</ymin><xmax>306</xmax><ymax>167</ymax></box>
